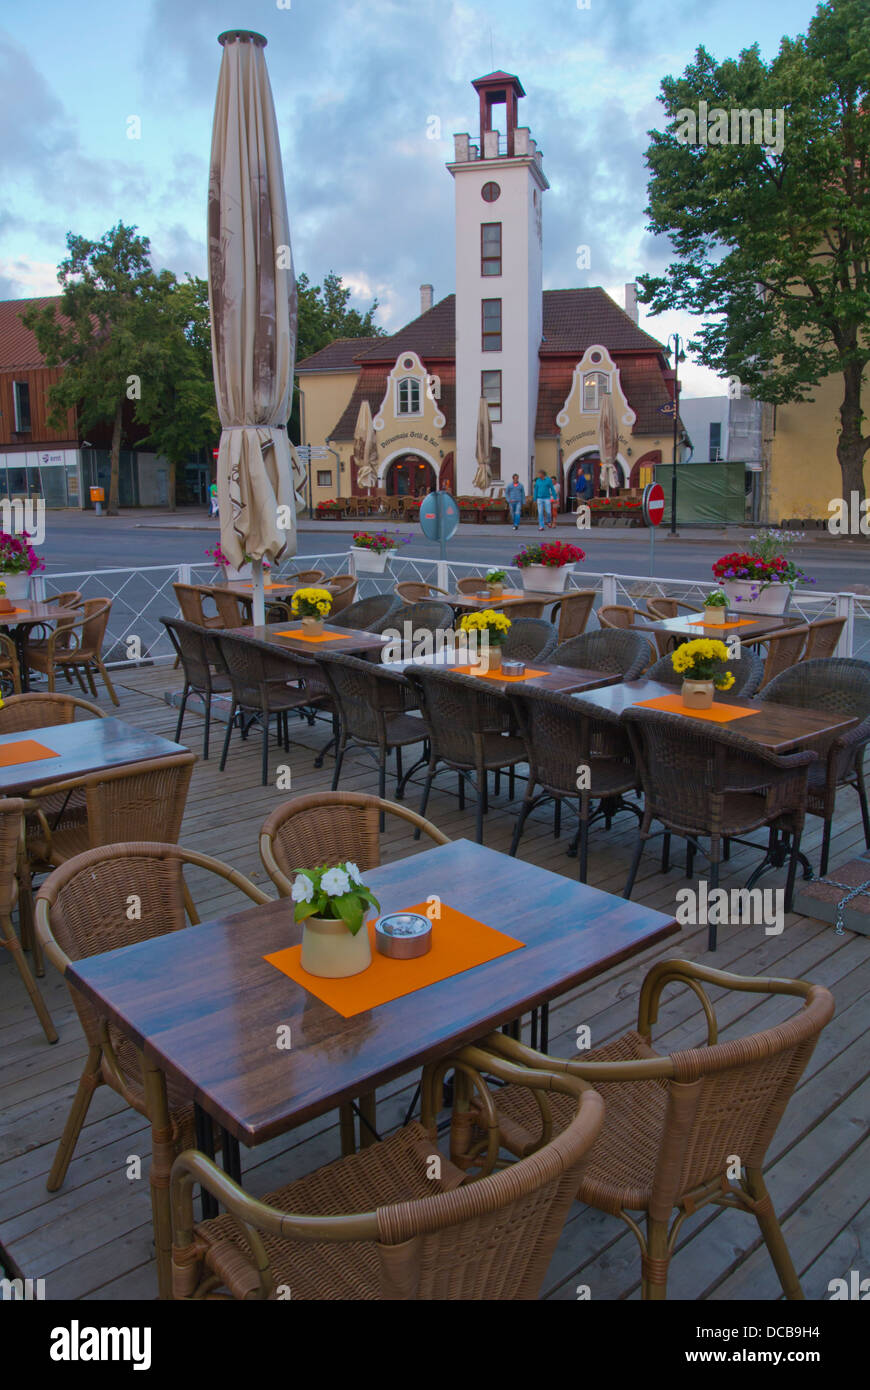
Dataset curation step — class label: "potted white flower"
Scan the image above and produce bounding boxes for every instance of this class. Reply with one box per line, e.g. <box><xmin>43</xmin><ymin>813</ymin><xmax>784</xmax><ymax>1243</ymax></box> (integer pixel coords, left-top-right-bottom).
<box><xmin>292</xmin><ymin>861</ymin><xmax>380</xmax><ymax>978</ymax></box>
<box><xmin>701</xmin><ymin>590</ymin><xmax>729</xmax><ymax>626</ymax></box>
<box><xmin>485</xmin><ymin>568</ymin><xmax>507</xmax><ymax>597</ymax></box>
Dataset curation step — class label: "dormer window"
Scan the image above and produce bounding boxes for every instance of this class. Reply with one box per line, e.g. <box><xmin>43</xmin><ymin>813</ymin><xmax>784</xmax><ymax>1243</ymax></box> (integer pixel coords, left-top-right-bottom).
<box><xmin>397</xmin><ymin>377</ymin><xmax>422</xmax><ymax>416</ymax></box>
<box><xmin>582</xmin><ymin>371</ymin><xmax>611</xmax><ymax>412</ymax></box>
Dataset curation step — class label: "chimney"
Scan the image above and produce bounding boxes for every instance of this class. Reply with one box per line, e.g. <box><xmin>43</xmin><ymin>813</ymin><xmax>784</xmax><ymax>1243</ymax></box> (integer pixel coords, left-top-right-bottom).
<box><xmin>420</xmin><ymin>284</ymin><xmax>433</xmax><ymax>314</ymax></box>
<box><xmin>624</xmin><ymin>282</ymin><xmax>638</xmax><ymax>323</ymax></box>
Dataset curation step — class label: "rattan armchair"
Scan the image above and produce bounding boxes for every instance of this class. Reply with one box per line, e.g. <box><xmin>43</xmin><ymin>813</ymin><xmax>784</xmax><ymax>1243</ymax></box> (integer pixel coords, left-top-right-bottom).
<box><xmin>260</xmin><ymin>790</ymin><xmax>449</xmax><ymax>896</ymax></box>
<box><xmin>643</xmin><ymin>648</ymin><xmax>764</xmax><ymax>697</ymax></box>
<box><xmin>456</xmin><ymin>576</ymin><xmax>491</xmax><ymax>594</ymax></box>
<box><xmin>173</xmin><ymin>582</ymin><xmax>223</xmax><ymax>631</ymax></box>
<box><xmin>25</xmin><ymin>597</ymin><xmax>120</xmax><ymax>705</ymax></box>
<box><xmin>597</xmin><ymin>604</ymin><xmax>663</xmax><ymax>659</ymax></box>
<box><xmin>283</xmin><ymin>568</ymin><xmax>326</xmax><ymax>586</ymax></box>
<box><xmin>802</xmin><ymin>616</ymin><xmax>846</xmax><ymax>661</ymax></box>
<box><xmin>326</xmin><ymin>573</ymin><xmax>358</xmax><ymax>615</ymax></box>
<box><xmin>501</xmin><ymin>618</ymin><xmax>557</xmax><ymax>663</ymax></box>
<box><xmin>645</xmin><ymin>596</ymin><xmax>702</xmax><ymax>621</ymax></box>
<box><xmin>215</xmin><ymin>631</ymin><xmax>332</xmax><ymax>785</ymax></box>
<box><xmin>549</xmin><ymin>589</ymin><xmax>596</xmax><ymax>643</ymax></box>
<box><xmin>463</xmin><ymin>958</ymin><xmax>833</xmax><ymax>1300</ymax></box>
<box><xmin>341</xmin><ymin>594</ymin><xmax>400</xmax><ymax>631</ymax></box>
<box><xmin>162</xmin><ymin>617</ymin><xmax>232</xmax><ymax>758</ymax></box>
<box><xmin>23</xmin><ymin>589</ymin><xmax>83</xmax><ymax>661</ymax></box>
<box><xmin>622</xmin><ymin>708</ymin><xmax>816</xmax><ymax>946</ymax></box>
<box><xmin>0</xmin><ymin>632</ymin><xmax>22</xmax><ymax>693</ymax></box>
<box><xmin>0</xmin><ymin>798</ymin><xmax>56</xmax><ymax>1043</ymax></box>
<box><xmin>754</xmin><ymin>623</ymin><xmax>811</xmax><ymax>689</ymax></box>
<box><xmin>34</xmin><ymin>842</ymin><xmax>271</xmax><ymax>1191</ymax></box>
<box><xmin>550</xmin><ymin>628</ymin><xmax>652</xmax><ymax>680</ymax></box>
<box><xmin>169</xmin><ymin>1043</ymin><xmax>604</xmax><ymax>1300</ymax></box>
<box><xmin>209</xmin><ymin>587</ymin><xmax>253</xmax><ymax>629</ymax></box>
<box><xmin>404</xmin><ymin>666</ymin><xmax>526</xmax><ymax>844</ymax></box>
<box><xmin>371</xmin><ymin>600</ymin><xmax>456</xmax><ymax>638</ymax></box>
<box><xmin>394</xmin><ymin>581</ymin><xmax>451</xmax><ymax>603</ymax></box>
<box><xmin>760</xmin><ymin>657</ymin><xmax>870</xmax><ymax>874</ymax></box>
<box><xmin>0</xmin><ymin>692</ymin><xmax>105</xmax><ymax>731</ymax></box>
<box><xmin>508</xmin><ymin>686</ymin><xmax>640</xmax><ymax>882</ymax></box>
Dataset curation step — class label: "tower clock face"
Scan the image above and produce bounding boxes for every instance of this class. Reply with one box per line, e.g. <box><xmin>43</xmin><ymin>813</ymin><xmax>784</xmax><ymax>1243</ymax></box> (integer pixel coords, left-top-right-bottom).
<box><xmin>481</xmin><ymin>181</ymin><xmax>501</xmax><ymax>203</ymax></box>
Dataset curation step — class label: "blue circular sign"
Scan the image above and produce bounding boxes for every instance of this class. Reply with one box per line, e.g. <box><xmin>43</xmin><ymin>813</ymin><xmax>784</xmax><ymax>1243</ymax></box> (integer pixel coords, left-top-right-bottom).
<box><xmin>418</xmin><ymin>491</ymin><xmax>459</xmax><ymax>543</ymax></box>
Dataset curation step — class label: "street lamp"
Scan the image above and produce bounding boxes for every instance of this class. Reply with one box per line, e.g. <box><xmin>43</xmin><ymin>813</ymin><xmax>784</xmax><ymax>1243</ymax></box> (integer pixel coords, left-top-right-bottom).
<box><xmin>665</xmin><ymin>334</ymin><xmax>686</xmax><ymax>536</ymax></box>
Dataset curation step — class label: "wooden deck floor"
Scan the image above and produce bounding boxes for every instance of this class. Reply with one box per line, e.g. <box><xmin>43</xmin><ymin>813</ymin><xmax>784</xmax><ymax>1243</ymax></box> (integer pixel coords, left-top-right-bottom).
<box><xmin>1</xmin><ymin>663</ymin><xmax>868</xmax><ymax>1301</ymax></box>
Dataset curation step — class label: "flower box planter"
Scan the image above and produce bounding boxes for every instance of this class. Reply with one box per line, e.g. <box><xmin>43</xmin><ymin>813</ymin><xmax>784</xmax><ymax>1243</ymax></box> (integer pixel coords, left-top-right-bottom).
<box><xmin>520</xmin><ymin>563</ymin><xmax>573</xmax><ymax>594</ymax></box>
<box><xmin>722</xmin><ymin>580</ymin><xmax>792</xmax><ymax>615</ymax></box>
<box><xmin>0</xmin><ymin>573</ymin><xmax>30</xmax><ymax>600</ymax></box>
<box><xmin>351</xmin><ymin>545</ymin><xmax>393</xmax><ymax>575</ymax></box>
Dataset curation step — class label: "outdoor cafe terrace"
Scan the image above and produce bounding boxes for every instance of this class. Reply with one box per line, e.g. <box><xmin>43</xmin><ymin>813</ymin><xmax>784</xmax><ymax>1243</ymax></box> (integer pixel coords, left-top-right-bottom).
<box><xmin>0</xmin><ymin>550</ymin><xmax>867</xmax><ymax>1303</ymax></box>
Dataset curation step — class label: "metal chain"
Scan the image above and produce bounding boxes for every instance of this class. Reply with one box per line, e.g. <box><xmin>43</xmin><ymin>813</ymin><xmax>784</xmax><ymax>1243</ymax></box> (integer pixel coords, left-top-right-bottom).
<box><xmin>820</xmin><ymin>875</ymin><xmax>870</xmax><ymax>935</ymax></box>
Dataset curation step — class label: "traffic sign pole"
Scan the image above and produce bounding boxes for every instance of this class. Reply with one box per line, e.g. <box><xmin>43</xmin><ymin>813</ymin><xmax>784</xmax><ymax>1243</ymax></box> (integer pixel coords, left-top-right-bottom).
<box><xmin>641</xmin><ymin>482</ymin><xmax>666</xmax><ymax>577</ymax></box>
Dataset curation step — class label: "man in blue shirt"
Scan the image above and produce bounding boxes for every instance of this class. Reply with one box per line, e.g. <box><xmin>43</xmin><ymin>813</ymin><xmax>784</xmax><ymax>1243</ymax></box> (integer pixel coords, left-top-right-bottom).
<box><xmin>504</xmin><ymin>474</ymin><xmax>525</xmax><ymax>530</ymax></box>
<box><xmin>533</xmin><ymin>471</ymin><xmax>558</xmax><ymax>529</ymax></box>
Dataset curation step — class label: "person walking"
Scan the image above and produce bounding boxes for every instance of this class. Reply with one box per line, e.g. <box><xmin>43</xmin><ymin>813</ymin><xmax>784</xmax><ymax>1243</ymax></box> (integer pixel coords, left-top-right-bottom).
<box><xmin>533</xmin><ymin>471</ymin><xmax>559</xmax><ymax>529</ymax></box>
<box><xmin>209</xmin><ymin>481</ymin><xmax>219</xmax><ymax>517</ymax></box>
<box><xmin>504</xmin><ymin>473</ymin><xmax>525</xmax><ymax>530</ymax></box>
<box><xmin>573</xmin><ymin>470</ymin><xmax>589</xmax><ymax>508</ymax></box>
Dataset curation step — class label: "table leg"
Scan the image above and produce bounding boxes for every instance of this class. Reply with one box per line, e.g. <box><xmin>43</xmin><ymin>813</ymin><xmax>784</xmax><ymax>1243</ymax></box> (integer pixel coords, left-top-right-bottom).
<box><xmin>13</xmin><ymin>626</ymin><xmax>29</xmax><ymax>693</ymax></box>
<box><xmin>222</xmin><ymin>1130</ymin><xmax>242</xmax><ymax>1186</ymax></box>
<box><xmin>141</xmin><ymin>1056</ymin><xmax>174</xmax><ymax>1300</ymax></box>
<box><xmin>193</xmin><ymin>1104</ymin><xmax>219</xmax><ymax>1221</ymax></box>
<box><xmin>357</xmin><ymin>1091</ymin><xmax>379</xmax><ymax>1148</ymax></box>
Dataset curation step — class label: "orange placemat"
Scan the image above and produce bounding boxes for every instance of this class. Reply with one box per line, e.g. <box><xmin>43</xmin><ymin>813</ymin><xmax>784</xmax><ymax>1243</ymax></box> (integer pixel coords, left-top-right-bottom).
<box><xmin>237</xmin><ymin>582</ymin><xmax>287</xmax><ymax>591</ymax></box>
<box><xmin>450</xmin><ymin>664</ymin><xmax>548</xmax><ymax>683</ymax></box>
<box><xmin>275</xmin><ymin>628</ymin><xmax>342</xmax><ymax>643</ymax></box>
<box><xmin>686</xmin><ymin>617</ymin><xmax>757</xmax><ymax>630</ymax></box>
<box><xmin>264</xmin><ymin>900</ymin><xmax>524</xmax><ymax>1018</ymax></box>
<box><xmin>634</xmin><ymin>694</ymin><xmax>760</xmax><ymax>723</ymax></box>
<box><xmin>0</xmin><ymin>739</ymin><xmax>60</xmax><ymax>767</ymax></box>
<box><xmin>0</xmin><ymin>607</ymin><xmax>30</xmax><ymax>617</ymax></box>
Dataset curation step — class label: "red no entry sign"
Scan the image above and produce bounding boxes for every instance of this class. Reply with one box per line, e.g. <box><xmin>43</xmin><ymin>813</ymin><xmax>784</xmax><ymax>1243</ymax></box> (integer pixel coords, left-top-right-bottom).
<box><xmin>642</xmin><ymin>482</ymin><xmax>665</xmax><ymax>527</ymax></box>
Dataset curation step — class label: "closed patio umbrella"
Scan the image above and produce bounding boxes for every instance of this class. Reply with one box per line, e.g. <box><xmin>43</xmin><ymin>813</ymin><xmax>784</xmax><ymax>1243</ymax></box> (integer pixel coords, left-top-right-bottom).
<box><xmin>472</xmin><ymin>395</ymin><xmax>493</xmax><ymax>492</ymax></box>
<box><xmin>208</xmin><ymin>29</ymin><xmax>302</xmax><ymax>626</ymax></box>
<box><xmin>598</xmin><ymin>389</ymin><xmax>620</xmax><ymax>497</ymax></box>
<box><xmin>354</xmin><ymin>400</ymin><xmax>379</xmax><ymax>494</ymax></box>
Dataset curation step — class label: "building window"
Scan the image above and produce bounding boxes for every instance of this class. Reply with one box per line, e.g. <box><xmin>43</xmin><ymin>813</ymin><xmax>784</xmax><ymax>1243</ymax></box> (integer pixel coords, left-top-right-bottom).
<box><xmin>582</xmin><ymin>371</ymin><xmax>611</xmax><ymax>412</ymax></box>
<box><xmin>481</xmin><ymin>370</ymin><xmax>502</xmax><ymax>422</ymax></box>
<box><xmin>481</xmin><ymin>181</ymin><xmax>500</xmax><ymax>203</ymax></box>
<box><xmin>13</xmin><ymin>381</ymin><xmax>31</xmax><ymax>432</ymax></box>
<box><xmin>709</xmin><ymin>422</ymin><xmax>722</xmax><ymax>460</ymax></box>
<box><xmin>481</xmin><ymin>222</ymin><xmax>501</xmax><ymax>276</ymax></box>
<box><xmin>490</xmin><ymin>445</ymin><xmax>502</xmax><ymax>479</ymax></box>
<box><xmin>316</xmin><ymin>470</ymin><xmax>332</xmax><ymax>487</ymax></box>
<box><xmin>482</xmin><ymin>299</ymin><xmax>502</xmax><ymax>352</ymax></box>
<box><xmin>396</xmin><ymin>377</ymin><xmax>422</xmax><ymax>415</ymax></box>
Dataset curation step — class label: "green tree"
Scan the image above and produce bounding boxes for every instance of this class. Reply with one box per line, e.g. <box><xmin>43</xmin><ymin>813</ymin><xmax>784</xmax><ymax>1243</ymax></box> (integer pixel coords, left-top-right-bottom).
<box><xmin>637</xmin><ymin>0</ymin><xmax>870</xmax><ymax>504</ymax></box>
<box><xmin>290</xmin><ymin>271</ymin><xmax>384</xmax><ymax>441</ymax></box>
<box><xmin>22</xmin><ymin>223</ymin><xmax>162</xmax><ymax>515</ymax></box>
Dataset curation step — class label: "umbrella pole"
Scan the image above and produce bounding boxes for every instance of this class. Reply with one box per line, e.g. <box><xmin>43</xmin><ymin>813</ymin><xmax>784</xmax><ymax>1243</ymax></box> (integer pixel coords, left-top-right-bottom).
<box><xmin>252</xmin><ymin>559</ymin><xmax>266</xmax><ymax>628</ymax></box>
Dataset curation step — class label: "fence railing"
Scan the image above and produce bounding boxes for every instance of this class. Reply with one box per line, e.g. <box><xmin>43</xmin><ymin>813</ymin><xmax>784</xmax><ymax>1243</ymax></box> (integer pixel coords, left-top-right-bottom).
<box><xmin>32</xmin><ymin>554</ymin><xmax>870</xmax><ymax>668</ymax></box>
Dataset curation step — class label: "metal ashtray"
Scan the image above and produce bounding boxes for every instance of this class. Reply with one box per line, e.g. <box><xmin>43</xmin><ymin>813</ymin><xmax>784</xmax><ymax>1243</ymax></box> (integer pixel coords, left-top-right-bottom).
<box><xmin>375</xmin><ymin>912</ymin><xmax>432</xmax><ymax>959</ymax></box>
<box><xmin>501</xmin><ymin>659</ymin><xmax>526</xmax><ymax>676</ymax></box>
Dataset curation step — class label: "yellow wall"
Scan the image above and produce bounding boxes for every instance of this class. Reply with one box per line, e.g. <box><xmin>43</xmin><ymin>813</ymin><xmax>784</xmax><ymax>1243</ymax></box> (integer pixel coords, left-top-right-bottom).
<box><xmin>299</xmin><ymin>369</ymin><xmax>358</xmax><ymax>505</ymax></box>
<box><xmin>768</xmin><ymin>367</ymin><xmax>870</xmax><ymax>522</ymax></box>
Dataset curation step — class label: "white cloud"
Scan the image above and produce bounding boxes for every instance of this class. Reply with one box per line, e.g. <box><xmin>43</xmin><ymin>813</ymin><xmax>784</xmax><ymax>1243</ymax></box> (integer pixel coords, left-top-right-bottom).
<box><xmin>0</xmin><ymin>258</ymin><xmax>61</xmax><ymax>298</ymax></box>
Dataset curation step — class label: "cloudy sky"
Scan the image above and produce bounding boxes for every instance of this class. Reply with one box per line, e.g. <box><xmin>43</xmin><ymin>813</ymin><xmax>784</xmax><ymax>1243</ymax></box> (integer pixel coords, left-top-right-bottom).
<box><xmin>1</xmin><ymin>0</ymin><xmax>819</xmax><ymax>396</ymax></box>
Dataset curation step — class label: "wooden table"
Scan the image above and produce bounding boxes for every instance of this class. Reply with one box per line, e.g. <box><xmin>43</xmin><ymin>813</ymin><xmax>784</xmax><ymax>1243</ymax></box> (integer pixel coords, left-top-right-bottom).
<box><xmin>571</xmin><ymin>679</ymin><xmax>859</xmax><ymax>754</ymax></box>
<box><xmin>236</xmin><ymin>621</ymin><xmax>389</xmax><ymax>658</ymax></box>
<box><xmin>67</xmin><ymin>837</ymin><xmax>679</xmax><ymax>1296</ymax></box>
<box><xmin>382</xmin><ymin>649</ymin><xmax>618</xmax><ymax>696</ymax></box>
<box><xmin>0</xmin><ymin>599</ymin><xmax>76</xmax><ymax>692</ymax></box>
<box><xmin>444</xmin><ymin>589</ymin><xmax>560</xmax><ymax>616</ymax></box>
<box><xmin>630</xmin><ymin>612</ymin><xmax>801</xmax><ymax>647</ymax></box>
<box><xmin>218</xmin><ymin>580</ymin><xmax>300</xmax><ymax>600</ymax></box>
<box><xmin>0</xmin><ymin>716</ymin><xmax>189</xmax><ymax>795</ymax></box>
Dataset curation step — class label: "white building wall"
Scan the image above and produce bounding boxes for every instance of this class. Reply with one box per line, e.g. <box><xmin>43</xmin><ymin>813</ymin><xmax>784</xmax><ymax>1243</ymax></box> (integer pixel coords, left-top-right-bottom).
<box><xmin>679</xmin><ymin>396</ymin><xmax>730</xmax><ymax>461</ymax></box>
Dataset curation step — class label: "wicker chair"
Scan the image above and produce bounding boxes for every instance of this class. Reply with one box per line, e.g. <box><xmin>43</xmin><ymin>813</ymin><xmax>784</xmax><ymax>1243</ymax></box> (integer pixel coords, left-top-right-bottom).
<box><xmin>456</xmin><ymin>576</ymin><xmax>491</xmax><ymax>594</ymax></box>
<box><xmin>283</xmin><ymin>568</ymin><xmax>326</xmax><ymax>586</ymax></box>
<box><xmin>371</xmin><ymin>600</ymin><xmax>456</xmax><ymax>638</ymax></box>
<box><xmin>0</xmin><ymin>691</ymin><xmax>105</xmax><ymax>731</ymax></box>
<box><xmin>508</xmin><ymin>686</ymin><xmax>640</xmax><ymax>882</ymax></box>
<box><xmin>34</xmin><ymin>842</ymin><xmax>271</xmax><ymax>1191</ymax></box>
<box><xmin>0</xmin><ymin>632</ymin><xmax>22</xmax><ymax>694</ymax></box>
<box><xmin>760</xmin><ymin>657</ymin><xmax>870</xmax><ymax>874</ymax></box>
<box><xmin>260</xmin><ymin>790</ymin><xmax>449</xmax><ymax>895</ymax></box>
<box><xmin>754</xmin><ymin>624</ymin><xmax>811</xmax><ymax>689</ymax></box>
<box><xmin>326</xmin><ymin>573</ymin><xmax>358</xmax><ymax>615</ymax></box>
<box><xmin>622</xmin><ymin>708</ymin><xmax>815</xmax><ymax>946</ymax></box>
<box><xmin>26</xmin><ymin>751</ymin><xmax>196</xmax><ymax>871</ymax></box>
<box><xmin>162</xmin><ymin>617</ymin><xmax>232</xmax><ymax>759</ymax></box>
<box><xmin>209</xmin><ymin>587</ymin><xmax>253</xmax><ymax>629</ymax></box>
<box><xmin>23</xmin><ymin>589</ymin><xmax>83</xmax><ymax>665</ymax></box>
<box><xmin>0</xmin><ymin>798</ymin><xmax>56</xmax><ymax>1043</ymax></box>
<box><xmin>394</xmin><ymin>581</ymin><xmax>451</xmax><ymax>603</ymax></box>
<box><xmin>25</xmin><ymin>597</ymin><xmax>119</xmax><ymax>705</ymax></box>
<box><xmin>643</xmin><ymin>648</ymin><xmax>765</xmax><ymax>697</ymax></box>
<box><xmin>645</xmin><ymin>596</ymin><xmax>702</xmax><ymax>621</ymax></box>
<box><xmin>314</xmin><ymin>652</ymin><xmax>428</xmax><ymax>810</ymax></box>
<box><xmin>215</xmin><ymin>631</ymin><xmax>331</xmax><ymax>786</ymax></box>
<box><xmin>549</xmin><ymin>589</ymin><xmax>596</xmax><ymax>643</ymax></box>
<box><xmin>550</xmin><ymin>629</ymin><xmax>652</xmax><ymax>680</ymax></box>
<box><xmin>467</xmin><ymin>959</ymin><xmax>834</xmax><ymax>1300</ymax></box>
<box><xmin>802</xmin><ymin>616</ymin><xmax>846</xmax><ymax>661</ymax></box>
<box><xmin>501</xmin><ymin>618</ymin><xmax>557</xmax><ymax>663</ymax></box>
<box><xmin>173</xmin><ymin>583</ymin><xmax>223</xmax><ymax>631</ymax></box>
<box><xmin>169</xmin><ymin>1042</ymin><xmax>604</xmax><ymax>1300</ymax></box>
<box><xmin>404</xmin><ymin>666</ymin><xmax>526</xmax><ymax>844</ymax></box>
<box><xmin>341</xmin><ymin>594</ymin><xmax>400</xmax><ymax>631</ymax></box>
<box><xmin>597</xmin><ymin>604</ymin><xmax>663</xmax><ymax>659</ymax></box>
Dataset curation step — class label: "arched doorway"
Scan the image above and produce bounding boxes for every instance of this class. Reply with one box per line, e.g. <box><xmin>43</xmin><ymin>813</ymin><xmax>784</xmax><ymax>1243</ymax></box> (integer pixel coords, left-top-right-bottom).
<box><xmin>629</xmin><ymin>450</ymin><xmax>662</xmax><ymax>488</ymax></box>
<box><xmin>567</xmin><ymin>451</ymin><xmax>601</xmax><ymax>499</ymax></box>
<box><xmin>385</xmin><ymin>453</ymin><xmax>436</xmax><ymax>497</ymax></box>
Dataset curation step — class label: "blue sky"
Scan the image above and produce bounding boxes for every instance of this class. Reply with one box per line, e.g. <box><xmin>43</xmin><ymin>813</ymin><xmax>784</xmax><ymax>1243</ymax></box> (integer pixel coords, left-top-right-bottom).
<box><xmin>1</xmin><ymin>0</ymin><xmax>821</xmax><ymax>396</ymax></box>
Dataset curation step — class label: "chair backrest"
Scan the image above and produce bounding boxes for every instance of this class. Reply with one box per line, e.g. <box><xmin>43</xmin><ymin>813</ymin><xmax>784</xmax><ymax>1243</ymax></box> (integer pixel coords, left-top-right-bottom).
<box><xmin>597</xmin><ymin>604</ymin><xmax>640</xmax><ymax>630</ymax></box>
<box><xmin>0</xmin><ymin>692</ymin><xmax>105</xmax><ymax>732</ymax></box>
<box><xmin>758</xmin><ymin>624</ymin><xmax>811</xmax><ymax>689</ymax></box>
<box><xmin>374</xmin><ymin>600</ymin><xmax>456</xmax><ymax>637</ymax></box>
<box><xmin>645</xmin><ymin>596</ymin><xmax>701</xmax><ymax>621</ymax></box>
<box><xmin>52</xmin><ymin>590</ymin><xmax>84</xmax><ymax>610</ymax></box>
<box><xmin>35</xmin><ymin>842</ymin><xmax>269</xmax><ymax>1049</ymax></box>
<box><xmin>259</xmin><ymin>791</ymin><xmax>450</xmax><ymax>894</ymax></box>
<box><xmin>550</xmin><ymin>628</ymin><xmax>652</xmax><ymax>680</ymax></box>
<box><xmin>644</xmin><ymin>648</ymin><xmax>765</xmax><ymax>697</ymax></box>
<box><xmin>215</xmin><ymin>630</ymin><xmax>318</xmax><ymax>709</ymax></box>
<box><xmin>341</xmin><ymin>593</ymin><xmax>400</xmax><ymax>631</ymax></box>
<box><xmin>456</xmin><ymin>576</ymin><xmax>489</xmax><ymax>594</ymax></box>
<box><xmin>508</xmin><ymin>686</ymin><xmax>633</xmax><ymax>797</ymax></box>
<box><xmin>315</xmin><ymin>650</ymin><xmax>411</xmax><ymax>744</ymax></box>
<box><xmin>802</xmin><ymin>616</ymin><xmax>846</xmax><ymax>661</ymax></box>
<box><xmin>395</xmin><ymin>581</ymin><xmax>437</xmax><ymax>603</ymax></box>
<box><xmin>173</xmin><ymin>583</ymin><xmax>208</xmax><ymax>626</ymax></box>
<box><xmin>285</xmin><ymin>569</ymin><xmax>325</xmax><ymax>586</ymax></box>
<box><xmin>404</xmin><ymin>666</ymin><xmax>510</xmax><ymax>767</ymax></box>
<box><xmin>501</xmin><ymin>617</ymin><xmax>557</xmax><ymax>663</ymax></box>
<box><xmin>759</xmin><ymin>657</ymin><xmax>870</xmax><ymax>772</ymax></box>
<box><xmin>0</xmin><ymin>798</ymin><xmax>27</xmax><ymax>918</ymax></box>
<box><xmin>82</xmin><ymin>752</ymin><xmax>195</xmax><ymax>847</ymax></box>
<box><xmin>210</xmin><ymin>588</ymin><xmax>252</xmax><ymax>629</ymax></box>
<box><xmin>550</xmin><ymin>589</ymin><xmax>596</xmax><ymax>643</ymax></box>
<box><xmin>326</xmin><ymin>574</ymin><xmax>358</xmax><ymax>615</ymax></box>
<box><xmin>162</xmin><ymin>617</ymin><xmax>222</xmax><ymax>691</ymax></box>
<box><xmin>78</xmin><ymin>598</ymin><xmax>112</xmax><ymax>655</ymax></box>
<box><xmin>46</xmin><ymin>591</ymin><xmax>85</xmax><ymax>650</ymax></box>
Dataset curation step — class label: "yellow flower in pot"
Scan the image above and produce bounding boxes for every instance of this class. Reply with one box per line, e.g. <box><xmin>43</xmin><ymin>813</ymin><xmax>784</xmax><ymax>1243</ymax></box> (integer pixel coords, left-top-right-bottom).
<box><xmin>459</xmin><ymin>608</ymin><xmax>511</xmax><ymax>669</ymax></box>
<box><xmin>291</xmin><ymin>586</ymin><xmax>334</xmax><ymax>635</ymax></box>
<box><xmin>671</xmin><ymin>638</ymin><xmax>735</xmax><ymax>709</ymax></box>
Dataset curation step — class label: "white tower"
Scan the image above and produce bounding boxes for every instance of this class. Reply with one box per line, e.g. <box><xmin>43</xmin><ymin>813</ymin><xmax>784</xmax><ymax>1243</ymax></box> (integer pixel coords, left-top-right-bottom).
<box><xmin>448</xmin><ymin>73</ymin><xmax>548</xmax><ymax>494</ymax></box>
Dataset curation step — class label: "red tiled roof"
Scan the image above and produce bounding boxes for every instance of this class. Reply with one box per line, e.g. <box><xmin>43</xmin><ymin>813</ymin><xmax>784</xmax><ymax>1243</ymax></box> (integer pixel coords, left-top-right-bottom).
<box><xmin>0</xmin><ymin>296</ymin><xmax>64</xmax><ymax>371</ymax></box>
<box><xmin>536</xmin><ymin>354</ymin><xmax>682</xmax><ymax>437</ymax></box>
<box><xmin>541</xmin><ymin>288</ymin><xmax>664</xmax><ymax>354</ymax></box>
<box><xmin>296</xmin><ymin>336</ymin><xmax>381</xmax><ymax>373</ymax></box>
<box><xmin>358</xmin><ymin>296</ymin><xmax>457</xmax><ymax>362</ymax></box>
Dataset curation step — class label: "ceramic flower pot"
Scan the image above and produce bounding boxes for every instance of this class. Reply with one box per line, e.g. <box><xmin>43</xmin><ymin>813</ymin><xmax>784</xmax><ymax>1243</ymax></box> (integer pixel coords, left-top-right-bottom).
<box><xmin>702</xmin><ymin>605</ymin><xmax>729</xmax><ymax>626</ymax></box>
<box><xmin>722</xmin><ymin>580</ymin><xmax>791</xmax><ymax>615</ymax></box>
<box><xmin>351</xmin><ymin>546</ymin><xmax>392</xmax><ymax>574</ymax></box>
<box><xmin>681</xmin><ymin>679</ymin><xmax>715</xmax><ymax>710</ymax></box>
<box><xmin>0</xmin><ymin>573</ymin><xmax>30</xmax><ymax>600</ymax></box>
<box><xmin>521</xmin><ymin>563</ymin><xmax>571</xmax><ymax>594</ymax></box>
<box><xmin>300</xmin><ymin>915</ymin><xmax>372</xmax><ymax>978</ymax></box>
<box><xmin>486</xmin><ymin>583</ymin><xmax>504</xmax><ymax>597</ymax></box>
<box><xmin>301</xmin><ymin>616</ymin><xmax>325</xmax><ymax>635</ymax></box>
<box><xmin>484</xmin><ymin>644</ymin><xmax>503</xmax><ymax>670</ymax></box>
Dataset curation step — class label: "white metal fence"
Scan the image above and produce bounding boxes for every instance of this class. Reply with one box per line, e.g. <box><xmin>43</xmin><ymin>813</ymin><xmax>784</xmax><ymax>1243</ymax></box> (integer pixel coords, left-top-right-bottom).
<box><xmin>32</xmin><ymin>553</ymin><xmax>870</xmax><ymax>668</ymax></box>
